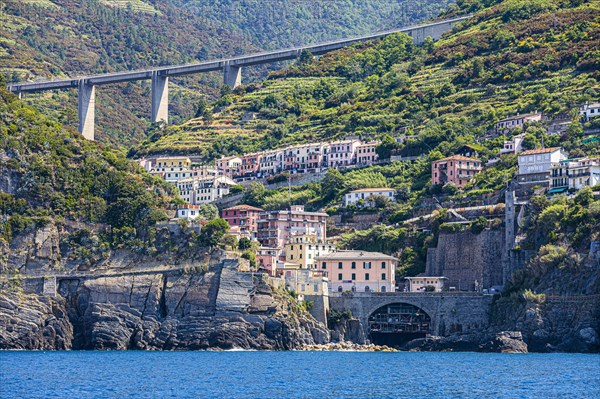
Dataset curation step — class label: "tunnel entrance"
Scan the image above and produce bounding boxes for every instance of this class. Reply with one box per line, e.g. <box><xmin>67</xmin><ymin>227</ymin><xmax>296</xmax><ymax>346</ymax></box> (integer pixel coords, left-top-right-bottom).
<box><xmin>368</xmin><ymin>303</ymin><xmax>431</xmax><ymax>347</ymax></box>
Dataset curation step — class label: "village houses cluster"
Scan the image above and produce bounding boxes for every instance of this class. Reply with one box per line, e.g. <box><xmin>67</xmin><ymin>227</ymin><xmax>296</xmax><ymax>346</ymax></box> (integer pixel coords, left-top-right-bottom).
<box><xmin>137</xmin><ymin>106</ymin><xmax>599</xmax><ymax>298</ymax></box>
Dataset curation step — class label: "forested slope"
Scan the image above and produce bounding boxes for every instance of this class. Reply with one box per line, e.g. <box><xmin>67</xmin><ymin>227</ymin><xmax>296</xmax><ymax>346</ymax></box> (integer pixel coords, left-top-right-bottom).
<box><xmin>135</xmin><ymin>0</ymin><xmax>599</xmax><ymax>161</ymax></box>
<box><xmin>0</xmin><ymin>0</ymin><xmax>451</xmax><ymax>145</ymax></box>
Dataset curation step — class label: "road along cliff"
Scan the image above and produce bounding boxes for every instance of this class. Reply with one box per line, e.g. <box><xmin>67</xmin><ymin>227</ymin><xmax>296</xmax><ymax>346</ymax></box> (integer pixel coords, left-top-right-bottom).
<box><xmin>0</xmin><ymin>260</ymin><xmax>329</xmax><ymax>350</ymax></box>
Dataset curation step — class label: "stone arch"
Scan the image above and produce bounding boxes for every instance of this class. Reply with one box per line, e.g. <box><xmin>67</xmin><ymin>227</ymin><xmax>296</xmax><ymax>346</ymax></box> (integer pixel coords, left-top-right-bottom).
<box><xmin>367</xmin><ymin>302</ymin><xmax>432</xmax><ymax>347</ymax></box>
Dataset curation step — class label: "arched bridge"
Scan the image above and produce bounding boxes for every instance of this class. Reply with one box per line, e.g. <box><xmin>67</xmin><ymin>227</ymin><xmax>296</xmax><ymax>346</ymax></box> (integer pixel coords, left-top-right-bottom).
<box><xmin>328</xmin><ymin>292</ymin><xmax>492</xmax><ymax>344</ymax></box>
<box><xmin>7</xmin><ymin>15</ymin><xmax>471</xmax><ymax>140</ymax></box>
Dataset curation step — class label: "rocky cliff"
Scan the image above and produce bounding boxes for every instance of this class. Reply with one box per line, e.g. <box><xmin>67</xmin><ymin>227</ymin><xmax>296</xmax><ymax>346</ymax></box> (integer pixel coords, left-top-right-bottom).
<box><xmin>0</xmin><ymin>260</ymin><xmax>329</xmax><ymax>350</ymax></box>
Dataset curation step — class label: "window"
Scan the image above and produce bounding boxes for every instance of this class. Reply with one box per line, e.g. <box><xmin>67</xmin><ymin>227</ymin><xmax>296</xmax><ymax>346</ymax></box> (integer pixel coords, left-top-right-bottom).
<box><xmin>382</xmin><ymin>273</ymin><xmax>386</xmax><ymax>280</ymax></box>
<box><xmin>338</xmin><ymin>273</ymin><xmax>343</xmax><ymax>281</ymax></box>
<box><xmin>351</xmin><ymin>262</ymin><xmax>356</xmax><ymax>269</ymax></box>
<box><xmin>290</xmin><ymin>255</ymin><xmax>294</xmax><ymax>260</ymax></box>
<box><xmin>351</xmin><ymin>273</ymin><xmax>356</xmax><ymax>281</ymax></box>
<box><xmin>299</xmin><ymin>254</ymin><xmax>303</xmax><ymax>259</ymax></box>
<box><xmin>338</xmin><ymin>262</ymin><xmax>343</xmax><ymax>269</ymax></box>
<box><xmin>381</xmin><ymin>262</ymin><xmax>386</xmax><ymax>269</ymax></box>
<box><xmin>365</xmin><ymin>273</ymin><xmax>370</xmax><ymax>281</ymax></box>
<box><xmin>363</xmin><ymin>262</ymin><xmax>371</xmax><ymax>269</ymax></box>
<box><xmin>322</xmin><ymin>262</ymin><xmax>326</xmax><ymax>269</ymax></box>
<box><xmin>338</xmin><ymin>286</ymin><xmax>343</xmax><ymax>292</ymax></box>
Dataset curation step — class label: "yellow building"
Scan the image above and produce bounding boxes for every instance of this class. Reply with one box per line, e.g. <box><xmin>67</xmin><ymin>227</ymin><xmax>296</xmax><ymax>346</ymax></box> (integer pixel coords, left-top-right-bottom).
<box><xmin>283</xmin><ymin>269</ymin><xmax>329</xmax><ymax>296</ymax></box>
<box><xmin>155</xmin><ymin>156</ymin><xmax>192</xmax><ymax>169</ymax></box>
<box><xmin>284</xmin><ymin>235</ymin><xmax>335</xmax><ymax>270</ymax></box>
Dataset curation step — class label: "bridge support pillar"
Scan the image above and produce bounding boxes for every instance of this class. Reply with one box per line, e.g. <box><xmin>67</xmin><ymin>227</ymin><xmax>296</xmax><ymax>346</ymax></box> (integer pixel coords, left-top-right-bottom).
<box><xmin>77</xmin><ymin>80</ymin><xmax>95</xmax><ymax>141</ymax></box>
<box><xmin>223</xmin><ymin>63</ymin><xmax>242</xmax><ymax>88</ymax></box>
<box><xmin>151</xmin><ymin>71</ymin><xmax>169</xmax><ymax>124</ymax></box>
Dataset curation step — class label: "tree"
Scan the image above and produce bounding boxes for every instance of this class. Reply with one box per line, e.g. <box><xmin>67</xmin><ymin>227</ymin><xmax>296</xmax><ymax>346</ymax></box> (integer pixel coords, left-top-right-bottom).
<box><xmin>242</xmin><ymin>182</ymin><xmax>267</xmax><ymax>206</ymax></box>
<box><xmin>238</xmin><ymin>237</ymin><xmax>252</xmax><ymax>250</ymax></box>
<box><xmin>220</xmin><ymin>84</ymin><xmax>232</xmax><ymax>97</ymax></box>
<box><xmin>220</xmin><ymin>234</ymin><xmax>238</xmax><ymax>250</ymax></box>
<box><xmin>521</xmin><ymin>134</ymin><xmax>540</xmax><ymax>150</ymax></box>
<box><xmin>442</xmin><ymin>182</ymin><xmax>458</xmax><ymax>195</ymax></box>
<box><xmin>198</xmin><ymin>204</ymin><xmax>218</xmax><ymax>220</ymax></box>
<box><xmin>200</xmin><ymin>218</ymin><xmax>229</xmax><ymax>246</ymax></box>
<box><xmin>574</xmin><ymin>186</ymin><xmax>593</xmax><ymax>206</ymax></box>
<box><xmin>298</xmin><ymin>49</ymin><xmax>314</xmax><ymax>66</ymax></box>
<box><xmin>241</xmin><ymin>250</ymin><xmax>257</xmax><ymax>268</ymax></box>
<box><xmin>470</xmin><ymin>216</ymin><xmax>487</xmax><ymax>234</ymax></box>
<box><xmin>321</xmin><ymin>169</ymin><xmax>345</xmax><ymax>202</ymax></box>
<box><xmin>376</xmin><ymin>134</ymin><xmax>397</xmax><ymax>160</ymax></box>
<box><xmin>195</xmin><ymin>99</ymin><xmax>210</xmax><ymax>118</ymax></box>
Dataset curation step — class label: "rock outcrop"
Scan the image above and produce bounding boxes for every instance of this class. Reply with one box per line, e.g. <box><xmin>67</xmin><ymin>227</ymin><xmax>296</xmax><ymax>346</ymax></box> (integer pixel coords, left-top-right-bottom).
<box><xmin>0</xmin><ymin>260</ymin><xmax>329</xmax><ymax>350</ymax></box>
<box><xmin>404</xmin><ymin>331</ymin><xmax>528</xmax><ymax>353</ymax></box>
<box><xmin>0</xmin><ymin>290</ymin><xmax>73</xmax><ymax>350</ymax></box>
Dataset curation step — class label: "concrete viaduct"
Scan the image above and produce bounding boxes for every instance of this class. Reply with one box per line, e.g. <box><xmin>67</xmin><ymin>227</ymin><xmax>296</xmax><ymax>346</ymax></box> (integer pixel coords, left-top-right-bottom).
<box><xmin>7</xmin><ymin>15</ymin><xmax>471</xmax><ymax>141</ymax></box>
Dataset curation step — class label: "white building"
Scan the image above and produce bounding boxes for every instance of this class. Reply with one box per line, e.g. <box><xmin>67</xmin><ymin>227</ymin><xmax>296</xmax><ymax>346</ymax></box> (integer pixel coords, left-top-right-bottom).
<box><xmin>550</xmin><ymin>157</ymin><xmax>600</xmax><ymax>193</ymax></box>
<box><xmin>343</xmin><ymin>188</ymin><xmax>396</xmax><ymax>207</ymax></box>
<box><xmin>500</xmin><ymin>134</ymin><xmax>525</xmax><ymax>155</ymax></box>
<box><xmin>405</xmin><ymin>277</ymin><xmax>447</xmax><ymax>293</ymax></box>
<box><xmin>176</xmin><ymin>176</ymin><xmax>236</xmax><ymax>205</ymax></box>
<box><xmin>496</xmin><ymin>113</ymin><xmax>543</xmax><ymax>133</ymax></box>
<box><xmin>215</xmin><ymin>156</ymin><xmax>242</xmax><ymax>177</ymax></box>
<box><xmin>580</xmin><ymin>102</ymin><xmax>600</xmax><ymax>121</ymax></box>
<box><xmin>176</xmin><ymin>205</ymin><xmax>203</xmax><ymax>221</ymax></box>
<box><xmin>259</xmin><ymin>149</ymin><xmax>285</xmax><ymax>176</ymax></box>
<box><xmin>327</xmin><ymin>140</ymin><xmax>361</xmax><ymax>168</ymax></box>
<box><xmin>517</xmin><ymin>147</ymin><xmax>568</xmax><ymax>184</ymax></box>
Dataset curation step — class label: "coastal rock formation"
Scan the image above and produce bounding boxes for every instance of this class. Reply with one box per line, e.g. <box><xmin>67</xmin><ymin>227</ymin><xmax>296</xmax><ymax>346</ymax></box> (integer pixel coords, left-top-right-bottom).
<box><xmin>0</xmin><ymin>260</ymin><xmax>329</xmax><ymax>350</ymax></box>
<box><xmin>404</xmin><ymin>331</ymin><xmax>528</xmax><ymax>353</ymax></box>
<box><xmin>0</xmin><ymin>290</ymin><xmax>73</xmax><ymax>350</ymax></box>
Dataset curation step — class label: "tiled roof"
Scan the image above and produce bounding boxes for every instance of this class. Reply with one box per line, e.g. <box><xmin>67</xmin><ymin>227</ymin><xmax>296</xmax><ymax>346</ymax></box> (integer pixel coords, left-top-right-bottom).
<box><xmin>519</xmin><ymin>147</ymin><xmax>562</xmax><ymax>156</ymax></box>
<box><xmin>224</xmin><ymin>204</ymin><xmax>264</xmax><ymax>212</ymax></box>
<box><xmin>349</xmin><ymin>188</ymin><xmax>395</xmax><ymax>193</ymax></box>
<box><xmin>498</xmin><ymin>113</ymin><xmax>542</xmax><ymax>122</ymax></box>
<box><xmin>316</xmin><ymin>250</ymin><xmax>397</xmax><ymax>261</ymax></box>
<box><xmin>436</xmin><ymin>155</ymin><xmax>480</xmax><ymax>162</ymax></box>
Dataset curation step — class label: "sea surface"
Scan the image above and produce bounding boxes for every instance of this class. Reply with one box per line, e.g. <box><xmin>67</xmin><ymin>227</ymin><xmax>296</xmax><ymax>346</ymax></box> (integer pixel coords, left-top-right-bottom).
<box><xmin>1</xmin><ymin>351</ymin><xmax>598</xmax><ymax>399</ymax></box>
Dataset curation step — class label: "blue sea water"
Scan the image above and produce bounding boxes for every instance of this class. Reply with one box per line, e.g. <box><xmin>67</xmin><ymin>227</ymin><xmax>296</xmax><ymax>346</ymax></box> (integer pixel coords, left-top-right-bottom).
<box><xmin>0</xmin><ymin>351</ymin><xmax>598</xmax><ymax>399</ymax></box>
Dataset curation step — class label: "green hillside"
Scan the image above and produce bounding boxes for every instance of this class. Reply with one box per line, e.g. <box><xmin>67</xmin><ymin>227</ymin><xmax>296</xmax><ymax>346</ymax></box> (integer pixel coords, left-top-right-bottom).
<box><xmin>0</xmin><ymin>0</ymin><xmax>451</xmax><ymax>146</ymax></box>
<box><xmin>134</xmin><ymin>0</ymin><xmax>599</xmax><ymax>161</ymax></box>
<box><xmin>0</xmin><ymin>79</ymin><xmax>177</xmax><ymax>247</ymax></box>
<box><xmin>130</xmin><ymin>0</ymin><xmax>600</xmax><ymax>277</ymax></box>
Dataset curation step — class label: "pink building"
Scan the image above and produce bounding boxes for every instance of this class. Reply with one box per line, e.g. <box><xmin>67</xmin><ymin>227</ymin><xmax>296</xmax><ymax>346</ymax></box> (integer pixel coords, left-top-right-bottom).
<box><xmin>256</xmin><ymin>205</ymin><xmax>328</xmax><ymax>248</ymax></box>
<box><xmin>222</xmin><ymin>204</ymin><xmax>264</xmax><ymax>239</ymax></box>
<box><xmin>239</xmin><ymin>152</ymin><xmax>263</xmax><ymax>177</ymax></box>
<box><xmin>356</xmin><ymin>141</ymin><xmax>380</xmax><ymax>164</ymax></box>
<box><xmin>256</xmin><ymin>246</ymin><xmax>282</xmax><ymax>276</ymax></box>
<box><xmin>327</xmin><ymin>140</ymin><xmax>361</xmax><ymax>168</ymax></box>
<box><xmin>318</xmin><ymin>250</ymin><xmax>397</xmax><ymax>293</ymax></box>
<box><xmin>431</xmin><ymin>155</ymin><xmax>482</xmax><ymax>188</ymax></box>
<box><xmin>215</xmin><ymin>156</ymin><xmax>242</xmax><ymax>177</ymax></box>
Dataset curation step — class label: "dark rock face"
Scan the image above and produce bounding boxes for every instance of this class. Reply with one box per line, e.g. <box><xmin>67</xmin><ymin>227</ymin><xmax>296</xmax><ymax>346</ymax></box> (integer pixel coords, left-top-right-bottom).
<box><xmin>492</xmin><ymin>297</ymin><xmax>600</xmax><ymax>353</ymax></box>
<box><xmin>0</xmin><ymin>292</ymin><xmax>73</xmax><ymax>350</ymax></box>
<box><xmin>404</xmin><ymin>331</ymin><xmax>528</xmax><ymax>353</ymax></box>
<box><xmin>0</xmin><ymin>261</ymin><xmax>329</xmax><ymax>350</ymax></box>
<box><xmin>331</xmin><ymin>318</ymin><xmax>366</xmax><ymax>344</ymax></box>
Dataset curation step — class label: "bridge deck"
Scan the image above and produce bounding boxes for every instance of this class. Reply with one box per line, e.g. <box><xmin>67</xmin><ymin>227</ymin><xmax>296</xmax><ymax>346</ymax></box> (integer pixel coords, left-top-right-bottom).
<box><xmin>8</xmin><ymin>15</ymin><xmax>471</xmax><ymax>93</ymax></box>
